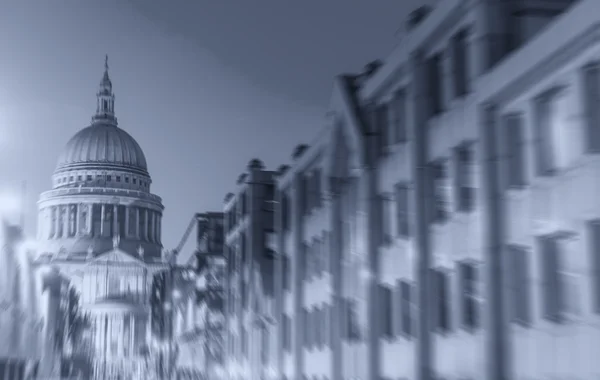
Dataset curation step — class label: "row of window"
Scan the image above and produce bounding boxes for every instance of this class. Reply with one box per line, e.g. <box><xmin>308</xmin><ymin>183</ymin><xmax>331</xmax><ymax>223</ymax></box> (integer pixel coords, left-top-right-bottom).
<box><xmin>509</xmin><ymin>220</ymin><xmax>600</xmax><ymax>326</ymax></box>
<box><xmin>503</xmin><ymin>62</ymin><xmax>600</xmax><ymax>189</ymax></box>
<box><xmin>55</xmin><ymin>173</ymin><xmax>149</xmax><ymax>188</ymax></box>
<box><xmin>370</xmin><ymin>27</ymin><xmax>470</xmax><ymax>160</ymax></box>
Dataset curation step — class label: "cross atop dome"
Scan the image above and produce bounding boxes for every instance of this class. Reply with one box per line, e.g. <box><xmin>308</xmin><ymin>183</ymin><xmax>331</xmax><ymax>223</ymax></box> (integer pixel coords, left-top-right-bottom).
<box><xmin>92</xmin><ymin>54</ymin><xmax>118</xmax><ymax>125</ymax></box>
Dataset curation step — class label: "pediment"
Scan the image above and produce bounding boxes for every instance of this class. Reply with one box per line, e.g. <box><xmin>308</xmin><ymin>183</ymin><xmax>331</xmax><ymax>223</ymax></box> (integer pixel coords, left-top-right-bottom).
<box><xmin>90</xmin><ymin>248</ymin><xmax>144</xmax><ymax>266</ymax></box>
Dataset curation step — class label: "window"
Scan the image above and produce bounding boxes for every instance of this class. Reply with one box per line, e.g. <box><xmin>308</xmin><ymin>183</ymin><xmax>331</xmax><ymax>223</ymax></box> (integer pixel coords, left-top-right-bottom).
<box><xmin>533</xmin><ymin>86</ymin><xmax>573</xmax><ymax>176</ymax></box>
<box><xmin>242</xmin><ymin>328</ymin><xmax>248</xmax><ymax>357</ymax></box>
<box><xmin>69</xmin><ymin>176</ymin><xmax>73</xmax><ymax>182</ymax></box>
<box><xmin>397</xmin><ymin>281</ymin><xmax>413</xmax><ymax>337</ymax></box>
<box><xmin>537</xmin><ymin>234</ymin><xmax>579</xmax><ymax>323</ymax></box>
<box><xmin>345</xmin><ymin>299</ymin><xmax>360</xmax><ymax>341</ymax></box>
<box><xmin>459</xmin><ymin>262</ymin><xmax>479</xmax><ymax>330</ymax></box>
<box><xmin>133</xmin><ymin>178</ymin><xmax>137</xmax><ymax>184</ymax></box>
<box><xmin>454</xmin><ymin>144</ymin><xmax>475</xmax><ymax>212</ymax></box>
<box><xmin>304</xmin><ymin>308</ymin><xmax>311</xmax><ymax>350</ymax></box>
<box><xmin>313</xmin><ymin>169</ymin><xmax>322</xmax><ymax>209</ymax></box>
<box><xmin>379</xmin><ymin>285</ymin><xmax>394</xmax><ymax>339</ymax></box>
<box><xmin>376</xmin><ymin>103</ymin><xmax>389</xmax><ymax>156</ymax></box>
<box><xmin>430</xmin><ymin>161</ymin><xmax>449</xmax><ymax>223</ymax></box>
<box><xmin>582</xmin><ymin>62</ymin><xmax>600</xmax><ymax>153</ymax></box>
<box><xmin>427</xmin><ymin>53</ymin><xmax>444</xmax><ymax>117</ymax></box>
<box><xmin>507</xmin><ymin>245</ymin><xmax>531</xmax><ymax>326</ymax></box>
<box><xmin>379</xmin><ymin>194</ymin><xmax>393</xmax><ymax>246</ymax></box>
<box><xmin>395</xmin><ymin>183</ymin><xmax>410</xmax><ymax>238</ymax></box>
<box><xmin>323</xmin><ymin>231</ymin><xmax>330</xmax><ymax>274</ymax></box>
<box><xmin>87</xmin><ymin>175</ymin><xmax>92</xmax><ymax>181</ymax></box>
<box><xmin>329</xmin><ymin>303</ymin><xmax>336</xmax><ymax>347</ymax></box>
<box><xmin>588</xmin><ymin>220</ymin><xmax>600</xmax><ymax>313</ymax></box>
<box><xmin>452</xmin><ymin>28</ymin><xmax>469</xmax><ymax>98</ymax></box>
<box><xmin>107</xmin><ymin>175</ymin><xmax>112</xmax><ymax>182</ymax></box>
<box><xmin>391</xmin><ymin>89</ymin><xmax>407</xmax><ymax>144</ymax></box>
<box><xmin>431</xmin><ymin>269</ymin><xmax>451</xmax><ymax>333</ymax></box>
<box><xmin>77</xmin><ymin>175</ymin><xmax>82</xmax><ymax>181</ymax></box>
<box><xmin>503</xmin><ymin>113</ymin><xmax>527</xmax><ymax>189</ymax></box>
<box><xmin>283</xmin><ymin>314</ymin><xmax>291</xmax><ymax>352</ymax></box>
<box><xmin>125</xmin><ymin>177</ymin><xmax>129</xmax><ymax>183</ymax></box>
<box><xmin>116</xmin><ymin>176</ymin><xmax>121</xmax><ymax>182</ymax></box>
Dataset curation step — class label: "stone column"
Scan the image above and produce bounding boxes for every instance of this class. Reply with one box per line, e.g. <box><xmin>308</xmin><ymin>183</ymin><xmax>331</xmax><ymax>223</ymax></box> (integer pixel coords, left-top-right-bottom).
<box><xmin>157</xmin><ymin>215</ymin><xmax>162</xmax><ymax>243</ymax></box>
<box><xmin>480</xmin><ymin>103</ymin><xmax>510</xmax><ymax>380</ymax></box>
<box><xmin>135</xmin><ymin>208</ymin><xmax>140</xmax><ymax>239</ymax></box>
<box><xmin>100</xmin><ymin>204</ymin><xmax>106</xmax><ymax>237</ymax></box>
<box><xmin>87</xmin><ymin>204</ymin><xmax>93</xmax><ymax>236</ymax></box>
<box><xmin>410</xmin><ymin>50</ymin><xmax>434</xmax><ymax>380</ymax></box>
<box><xmin>130</xmin><ymin>316</ymin><xmax>136</xmax><ymax>356</ymax></box>
<box><xmin>63</xmin><ymin>206</ymin><xmax>69</xmax><ymax>237</ymax></box>
<box><xmin>118</xmin><ymin>315</ymin><xmax>124</xmax><ymax>357</ymax></box>
<box><xmin>149</xmin><ymin>212</ymin><xmax>155</xmax><ymax>243</ymax></box>
<box><xmin>291</xmin><ymin>174</ymin><xmax>305</xmax><ymax>380</ymax></box>
<box><xmin>113</xmin><ymin>204</ymin><xmax>118</xmax><ymax>237</ymax></box>
<box><xmin>144</xmin><ymin>209</ymin><xmax>149</xmax><ymax>242</ymax></box>
<box><xmin>55</xmin><ymin>206</ymin><xmax>60</xmax><ymax>238</ymax></box>
<box><xmin>75</xmin><ymin>204</ymin><xmax>80</xmax><ymax>235</ymax></box>
<box><xmin>125</xmin><ymin>207</ymin><xmax>130</xmax><ymax>238</ymax></box>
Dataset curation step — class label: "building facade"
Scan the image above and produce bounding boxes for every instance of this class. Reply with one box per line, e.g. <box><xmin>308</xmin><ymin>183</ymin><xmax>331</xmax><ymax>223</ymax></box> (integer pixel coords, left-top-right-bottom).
<box><xmin>274</xmin><ymin>1</ymin><xmax>600</xmax><ymax>380</ymax></box>
<box><xmin>0</xmin><ymin>222</ymin><xmax>44</xmax><ymax>380</ymax></box>
<box><xmin>34</xmin><ymin>57</ymin><xmax>168</xmax><ymax>380</ymax></box>
<box><xmin>194</xmin><ymin>212</ymin><xmax>226</xmax><ymax>380</ymax></box>
<box><xmin>225</xmin><ymin>159</ymin><xmax>278</xmax><ymax>380</ymax></box>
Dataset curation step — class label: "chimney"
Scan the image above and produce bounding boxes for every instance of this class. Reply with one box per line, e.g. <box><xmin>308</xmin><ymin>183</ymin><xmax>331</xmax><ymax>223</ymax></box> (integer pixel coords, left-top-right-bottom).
<box><xmin>406</xmin><ymin>5</ymin><xmax>432</xmax><ymax>32</ymax></box>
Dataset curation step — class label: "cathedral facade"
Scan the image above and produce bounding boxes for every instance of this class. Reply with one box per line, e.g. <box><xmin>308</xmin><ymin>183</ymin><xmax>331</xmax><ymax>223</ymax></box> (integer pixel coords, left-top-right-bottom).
<box><xmin>34</xmin><ymin>57</ymin><xmax>169</xmax><ymax>380</ymax></box>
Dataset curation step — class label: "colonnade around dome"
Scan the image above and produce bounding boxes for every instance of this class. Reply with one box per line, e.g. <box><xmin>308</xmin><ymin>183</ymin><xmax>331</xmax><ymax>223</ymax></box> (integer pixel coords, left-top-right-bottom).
<box><xmin>38</xmin><ymin>202</ymin><xmax>162</xmax><ymax>245</ymax></box>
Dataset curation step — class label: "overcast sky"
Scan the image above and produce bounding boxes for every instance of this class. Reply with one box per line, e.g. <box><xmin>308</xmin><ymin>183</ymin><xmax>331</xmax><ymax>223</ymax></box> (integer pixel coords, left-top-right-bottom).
<box><xmin>0</xmin><ymin>0</ymin><xmax>431</xmax><ymax>259</ymax></box>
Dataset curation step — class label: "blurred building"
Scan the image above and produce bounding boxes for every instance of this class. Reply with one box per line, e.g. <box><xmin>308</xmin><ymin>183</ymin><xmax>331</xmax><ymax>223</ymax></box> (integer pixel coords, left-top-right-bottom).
<box><xmin>0</xmin><ymin>222</ymin><xmax>44</xmax><ymax>380</ymax></box>
<box><xmin>273</xmin><ymin>1</ymin><xmax>600</xmax><ymax>380</ymax></box>
<box><xmin>33</xmin><ymin>57</ymin><xmax>168</xmax><ymax>380</ymax></box>
<box><xmin>224</xmin><ymin>159</ymin><xmax>277</xmax><ymax>380</ymax></box>
<box><xmin>193</xmin><ymin>212</ymin><xmax>225</xmax><ymax>380</ymax></box>
<box><xmin>150</xmin><ymin>265</ymin><xmax>198</xmax><ymax>380</ymax></box>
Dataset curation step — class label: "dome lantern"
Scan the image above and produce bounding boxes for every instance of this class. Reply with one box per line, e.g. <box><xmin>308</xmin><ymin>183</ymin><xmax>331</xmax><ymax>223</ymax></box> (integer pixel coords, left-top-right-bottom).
<box><xmin>92</xmin><ymin>54</ymin><xmax>117</xmax><ymax>125</ymax></box>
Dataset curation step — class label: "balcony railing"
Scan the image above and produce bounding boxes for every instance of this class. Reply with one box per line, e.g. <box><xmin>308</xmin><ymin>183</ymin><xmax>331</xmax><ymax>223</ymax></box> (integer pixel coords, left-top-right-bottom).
<box><xmin>39</xmin><ymin>187</ymin><xmax>163</xmax><ymax>203</ymax></box>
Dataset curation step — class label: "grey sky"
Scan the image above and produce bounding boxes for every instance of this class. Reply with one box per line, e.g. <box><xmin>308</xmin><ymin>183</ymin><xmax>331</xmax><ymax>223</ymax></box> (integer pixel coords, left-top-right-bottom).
<box><xmin>0</xmin><ymin>0</ymin><xmax>429</xmax><ymax>257</ymax></box>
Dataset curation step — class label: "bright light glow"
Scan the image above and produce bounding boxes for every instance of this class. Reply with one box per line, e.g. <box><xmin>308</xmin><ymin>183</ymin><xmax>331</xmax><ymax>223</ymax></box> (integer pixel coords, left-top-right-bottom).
<box><xmin>0</xmin><ymin>191</ymin><xmax>20</xmax><ymax>216</ymax></box>
<box><xmin>214</xmin><ymin>365</ymin><xmax>224</xmax><ymax>378</ymax></box>
<box><xmin>163</xmin><ymin>302</ymin><xmax>172</xmax><ymax>311</ymax></box>
<box><xmin>172</xmin><ymin>289</ymin><xmax>182</xmax><ymax>299</ymax></box>
<box><xmin>265</xmin><ymin>366</ymin><xmax>276</xmax><ymax>379</ymax></box>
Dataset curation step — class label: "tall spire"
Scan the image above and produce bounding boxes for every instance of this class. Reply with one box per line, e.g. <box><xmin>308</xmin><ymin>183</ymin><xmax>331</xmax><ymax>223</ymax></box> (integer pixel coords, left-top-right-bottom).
<box><xmin>92</xmin><ymin>54</ymin><xmax>117</xmax><ymax>125</ymax></box>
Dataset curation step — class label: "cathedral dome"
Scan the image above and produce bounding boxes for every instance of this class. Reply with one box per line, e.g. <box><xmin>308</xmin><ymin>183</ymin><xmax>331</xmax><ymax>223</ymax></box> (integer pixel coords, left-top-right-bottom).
<box><xmin>54</xmin><ymin>55</ymin><xmax>148</xmax><ymax>176</ymax></box>
<box><xmin>55</xmin><ymin>123</ymin><xmax>148</xmax><ymax>173</ymax></box>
